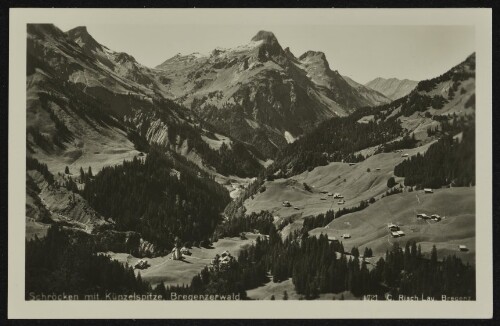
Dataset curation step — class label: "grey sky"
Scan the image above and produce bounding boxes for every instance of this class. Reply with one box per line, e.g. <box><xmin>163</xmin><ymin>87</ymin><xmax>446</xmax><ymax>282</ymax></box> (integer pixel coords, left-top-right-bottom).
<box><xmin>54</xmin><ymin>23</ymin><xmax>474</xmax><ymax>84</ymax></box>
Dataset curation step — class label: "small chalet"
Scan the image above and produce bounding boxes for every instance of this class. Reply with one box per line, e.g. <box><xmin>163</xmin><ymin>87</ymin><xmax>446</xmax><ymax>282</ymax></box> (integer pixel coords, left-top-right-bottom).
<box><xmin>388</xmin><ymin>223</ymin><xmax>400</xmax><ymax>231</ymax></box>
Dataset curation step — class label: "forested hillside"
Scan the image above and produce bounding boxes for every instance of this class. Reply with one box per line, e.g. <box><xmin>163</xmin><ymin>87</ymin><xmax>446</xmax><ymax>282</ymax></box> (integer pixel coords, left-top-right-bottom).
<box><xmin>82</xmin><ymin>147</ymin><xmax>231</xmax><ymax>250</ymax></box>
<box><xmin>266</xmin><ymin>53</ymin><xmax>475</xmax><ymax>178</ymax></box>
<box><xmin>395</xmin><ymin>124</ymin><xmax>475</xmax><ymax>188</ymax></box>
<box><xmin>26</xmin><ymin>226</ymin><xmax>150</xmax><ymax>299</ymax></box>
<box><xmin>154</xmin><ymin>230</ymin><xmax>475</xmax><ymax>300</ymax></box>
<box><xmin>267</xmin><ymin>106</ymin><xmax>404</xmax><ymax>177</ymax></box>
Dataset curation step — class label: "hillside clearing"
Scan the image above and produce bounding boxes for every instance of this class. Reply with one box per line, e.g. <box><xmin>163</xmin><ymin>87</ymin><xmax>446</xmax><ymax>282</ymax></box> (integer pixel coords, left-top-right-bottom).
<box><xmin>106</xmin><ymin>233</ymin><xmax>263</xmax><ymax>287</ymax></box>
<box><xmin>309</xmin><ymin>187</ymin><xmax>475</xmax><ymax>264</ymax></box>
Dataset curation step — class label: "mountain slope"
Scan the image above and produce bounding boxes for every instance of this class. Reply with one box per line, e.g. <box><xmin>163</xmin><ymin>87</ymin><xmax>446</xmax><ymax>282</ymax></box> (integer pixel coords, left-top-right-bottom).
<box><xmin>155</xmin><ymin>31</ymin><xmax>387</xmax><ymax>157</ymax></box>
<box><xmin>27</xmin><ymin>24</ymin><xmax>263</xmax><ymax>180</ymax></box>
<box><xmin>365</xmin><ymin>77</ymin><xmax>418</xmax><ymax>100</ymax></box>
<box><xmin>268</xmin><ymin>53</ymin><xmax>475</xmax><ymax>178</ymax></box>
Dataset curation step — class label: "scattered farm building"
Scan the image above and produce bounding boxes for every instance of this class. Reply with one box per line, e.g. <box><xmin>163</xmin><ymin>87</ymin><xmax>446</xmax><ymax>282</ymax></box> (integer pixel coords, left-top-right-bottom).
<box><xmin>388</xmin><ymin>223</ymin><xmax>400</xmax><ymax>231</ymax></box>
<box><xmin>282</xmin><ymin>201</ymin><xmax>291</xmax><ymax>207</ymax></box>
<box><xmin>342</xmin><ymin>234</ymin><xmax>351</xmax><ymax>239</ymax></box>
<box><xmin>459</xmin><ymin>245</ymin><xmax>469</xmax><ymax>252</ymax></box>
<box><xmin>180</xmin><ymin>247</ymin><xmax>192</xmax><ymax>256</ymax></box>
<box><xmin>431</xmin><ymin>214</ymin><xmax>442</xmax><ymax>221</ymax></box>
<box><xmin>134</xmin><ymin>259</ymin><xmax>149</xmax><ymax>269</ymax></box>
<box><xmin>327</xmin><ymin>236</ymin><xmax>339</xmax><ymax>243</ymax></box>
<box><xmin>424</xmin><ymin>188</ymin><xmax>434</xmax><ymax>194</ymax></box>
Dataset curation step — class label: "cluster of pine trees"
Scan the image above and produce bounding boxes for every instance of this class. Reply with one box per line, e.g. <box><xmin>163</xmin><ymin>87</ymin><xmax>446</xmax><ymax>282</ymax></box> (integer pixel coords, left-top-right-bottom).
<box><xmin>82</xmin><ymin>147</ymin><xmax>231</xmax><ymax>251</ymax></box>
<box><xmin>302</xmin><ymin>200</ymin><xmax>372</xmax><ymax>233</ymax></box>
<box><xmin>301</xmin><ymin>210</ymin><xmax>335</xmax><ymax>233</ymax></box>
<box><xmin>380</xmin><ymin>242</ymin><xmax>475</xmax><ymax>298</ymax></box>
<box><xmin>394</xmin><ymin>124</ymin><xmax>475</xmax><ymax>188</ymax></box>
<box><xmin>26</xmin><ymin>226</ymin><xmax>150</xmax><ymax>299</ymax></box>
<box><xmin>215</xmin><ymin>210</ymin><xmax>275</xmax><ymax>238</ymax></box>
<box><xmin>376</xmin><ymin>133</ymin><xmax>418</xmax><ymax>154</ymax></box>
<box><xmin>174</xmin><ymin>228</ymin><xmax>475</xmax><ymax>300</ymax></box>
<box><xmin>398</xmin><ymin>93</ymin><xmax>447</xmax><ymax>117</ymax></box>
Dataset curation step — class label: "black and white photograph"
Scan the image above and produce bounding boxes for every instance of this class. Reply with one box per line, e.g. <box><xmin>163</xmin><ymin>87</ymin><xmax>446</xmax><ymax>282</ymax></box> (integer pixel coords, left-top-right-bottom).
<box><xmin>7</xmin><ymin>7</ymin><xmax>493</xmax><ymax>319</ymax></box>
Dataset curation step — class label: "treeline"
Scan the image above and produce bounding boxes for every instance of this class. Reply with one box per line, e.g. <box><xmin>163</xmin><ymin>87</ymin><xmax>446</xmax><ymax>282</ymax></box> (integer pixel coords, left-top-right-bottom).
<box><xmin>428</xmin><ymin>114</ymin><xmax>475</xmax><ymax>137</ymax></box>
<box><xmin>268</xmin><ymin>107</ymin><xmax>403</xmax><ymax>177</ymax></box>
<box><xmin>301</xmin><ymin>200</ymin><xmax>371</xmax><ymax>234</ymax></box>
<box><xmin>82</xmin><ymin>147</ymin><xmax>231</xmax><ymax>251</ymax></box>
<box><xmin>375</xmin><ymin>133</ymin><xmax>418</xmax><ymax>154</ymax></box>
<box><xmin>302</xmin><ymin>210</ymin><xmax>335</xmax><ymax>233</ymax></box>
<box><xmin>416</xmin><ymin>53</ymin><xmax>475</xmax><ymax>93</ymax></box>
<box><xmin>26</xmin><ymin>156</ymin><xmax>54</xmax><ymax>184</ymax></box>
<box><xmin>215</xmin><ymin>210</ymin><xmax>275</xmax><ymax>238</ymax></box>
<box><xmin>398</xmin><ymin>93</ymin><xmax>447</xmax><ymax>117</ymax></box>
<box><xmin>394</xmin><ymin>124</ymin><xmax>475</xmax><ymax>188</ymax></box>
<box><xmin>174</xmin><ymin>229</ymin><xmax>475</xmax><ymax>300</ymax></box>
<box><xmin>26</xmin><ymin>226</ymin><xmax>150</xmax><ymax>299</ymax></box>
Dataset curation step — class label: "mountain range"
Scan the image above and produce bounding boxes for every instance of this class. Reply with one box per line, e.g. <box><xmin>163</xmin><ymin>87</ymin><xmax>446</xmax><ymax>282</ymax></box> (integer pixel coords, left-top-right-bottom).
<box><xmin>27</xmin><ymin>25</ymin><xmax>404</xmax><ymax>178</ymax></box>
<box><xmin>365</xmin><ymin>77</ymin><xmax>418</xmax><ymax>100</ymax></box>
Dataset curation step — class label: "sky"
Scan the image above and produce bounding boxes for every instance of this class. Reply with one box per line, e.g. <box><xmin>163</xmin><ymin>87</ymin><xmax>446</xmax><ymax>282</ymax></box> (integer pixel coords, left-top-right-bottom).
<box><xmin>53</xmin><ymin>21</ymin><xmax>474</xmax><ymax>84</ymax></box>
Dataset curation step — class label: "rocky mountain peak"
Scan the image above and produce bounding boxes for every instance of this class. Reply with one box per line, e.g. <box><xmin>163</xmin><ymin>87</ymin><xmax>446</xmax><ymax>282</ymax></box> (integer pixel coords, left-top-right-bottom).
<box><xmin>66</xmin><ymin>26</ymin><xmax>103</xmax><ymax>53</ymax></box>
<box><xmin>283</xmin><ymin>47</ymin><xmax>297</xmax><ymax>60</ymax></box>
<box><xmin>299</xmin><ymin>50</ymin><xmax>327</xmax><ymax>62</ymax></box>
<box><xmin>251</xmin><ymin>30</ymin><xmax>279</xmax><ymax>44</ymax></box>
